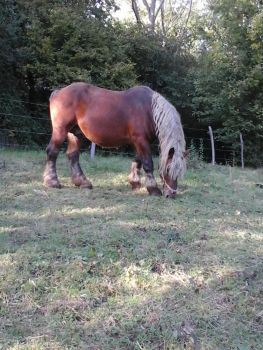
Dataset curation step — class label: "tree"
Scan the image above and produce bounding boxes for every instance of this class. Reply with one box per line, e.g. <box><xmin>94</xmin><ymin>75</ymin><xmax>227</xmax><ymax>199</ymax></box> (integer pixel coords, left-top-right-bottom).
<box><xmin>122</xmin><ymin>23</ymin><xmax>196</xmax><ymax>128</ymax></box>
<box><xmin>131</xmin><ymin>0</ymin><xmax>165</xmax><ymax>31</ymax></box>
<box><xmin>12</xmin><ymin>0</ymin><xmax>137</xmax><ymax>95</ymax></box>
<box><xmin>0</xmin><ymin>0</ymin><xmax>19</xmax><ymax>95</ymax></box>
<box><xmin>0</xmin><ymin>0</ymin><xmax>137</xmax><ymax>146</ymax></box>
<box><xmin>192</xmin><ymin>0</ymin><xmax>263</xmax><ymax>165</ymax></box>
<box><xmin>130</xmin><ymin>0</ymin><xmax>193</xmax><ymax>37</ymax></box>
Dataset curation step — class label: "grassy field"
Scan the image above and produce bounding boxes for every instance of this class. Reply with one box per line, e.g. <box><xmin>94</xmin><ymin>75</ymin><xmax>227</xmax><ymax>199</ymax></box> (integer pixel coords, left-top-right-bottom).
<box><xmin>0</xmin><ymin>150</ymin><xmax>262</xmax><ymax>350</ymax></box>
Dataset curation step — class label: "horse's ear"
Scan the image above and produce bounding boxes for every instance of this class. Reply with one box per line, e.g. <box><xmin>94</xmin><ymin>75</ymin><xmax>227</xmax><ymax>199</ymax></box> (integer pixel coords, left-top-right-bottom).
<box><xmin>183</xmin><ymin>149</ymin><xmax>190</xmax><ymax>158</ymax></box>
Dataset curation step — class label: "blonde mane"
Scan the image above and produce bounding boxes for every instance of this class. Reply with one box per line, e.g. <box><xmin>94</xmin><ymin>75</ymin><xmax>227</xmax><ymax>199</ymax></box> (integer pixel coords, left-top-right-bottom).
<box><xmin>152</xmin><ymin>92</ymin><xmax>186</xmax><ymax>180</ymax></box>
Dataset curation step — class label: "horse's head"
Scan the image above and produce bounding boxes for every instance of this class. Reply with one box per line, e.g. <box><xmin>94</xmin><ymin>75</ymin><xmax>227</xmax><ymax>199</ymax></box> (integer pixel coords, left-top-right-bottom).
<box><xmin>161</xmin><ymin>148</ymin><xmax>189</xmax><ymax>198</ymax></box>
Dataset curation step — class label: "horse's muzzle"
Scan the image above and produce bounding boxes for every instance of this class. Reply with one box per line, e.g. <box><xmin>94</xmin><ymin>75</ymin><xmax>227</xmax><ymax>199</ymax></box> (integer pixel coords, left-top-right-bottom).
<box><xmin>164</xmin><ymin>191</ymin><xmax>177</xmax><ymax>199</ymax></box>
<box><xmin>163</xmin><ymin>180</ymin><xmax>177</xmax><ymax>198</ymax></box>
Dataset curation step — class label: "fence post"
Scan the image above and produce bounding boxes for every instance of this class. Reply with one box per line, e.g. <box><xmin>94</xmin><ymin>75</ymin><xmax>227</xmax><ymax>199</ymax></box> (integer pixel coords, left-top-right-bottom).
<box><xmin>240</xmin><ymin>133</ymin><xmax>244</xmax><ymax>169</ymax></box>
<box><xmin>232</xmin><ymin>150</ymin><xmax>236</xmax><ymax>167</ymax></box>
<box><xmin>208</xmin><ymin>126</ymin><xmax>215</xmax><ymax>165</ymax></box>
<box><xmin>90</xmin><ymin>142</ymin><xmax>96</xmax><ymax>160</ymax></box>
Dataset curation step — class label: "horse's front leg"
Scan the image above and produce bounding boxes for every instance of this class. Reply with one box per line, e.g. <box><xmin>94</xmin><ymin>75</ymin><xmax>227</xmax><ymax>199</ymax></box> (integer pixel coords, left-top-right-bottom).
<box><xmin>135</xmin><ymin>141</ymin><xmax>162</xmax><ymax>196</ymax></box>
<box><xmin>142</xmin><ymin>156</ymin><xmax>162</xmax><ymax>196</ymax></box>
<box><xmin>128</xmin><ymin>157</ymin><xmax>142</xmax><ymax>190</ymax></box>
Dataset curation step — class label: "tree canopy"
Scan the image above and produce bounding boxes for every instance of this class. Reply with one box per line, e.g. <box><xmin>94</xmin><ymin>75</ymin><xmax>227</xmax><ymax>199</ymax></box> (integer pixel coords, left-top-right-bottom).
<box><xmin>0</xmin><ymin>0</ymin><xmax>262</xmax><ymax>166</ymax></box>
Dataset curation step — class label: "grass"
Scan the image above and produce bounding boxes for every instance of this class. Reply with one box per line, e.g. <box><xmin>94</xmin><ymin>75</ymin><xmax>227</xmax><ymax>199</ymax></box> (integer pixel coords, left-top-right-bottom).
<box><xmin>0</xmin><ymin>149</ymin><xmax>262</xmax><ymax>350</ymax></box>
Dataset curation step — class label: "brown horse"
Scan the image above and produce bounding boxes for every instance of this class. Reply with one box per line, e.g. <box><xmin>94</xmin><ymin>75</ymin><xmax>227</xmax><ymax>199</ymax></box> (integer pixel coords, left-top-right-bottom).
<box><xmin>43</xmin><ymin>83</ymin><xmax>186</xmax><ymax>198</ymax></box>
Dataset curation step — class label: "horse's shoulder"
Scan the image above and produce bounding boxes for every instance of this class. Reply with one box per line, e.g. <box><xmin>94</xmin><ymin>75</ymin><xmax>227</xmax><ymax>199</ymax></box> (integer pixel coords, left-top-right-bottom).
<box><xmin>128</xmin><ymin>85</ymin><xmax>152</xmax><ymax>92</ymax></box>
<box><xmin>126</xmin><ymin>86</ymin><xmax>153</xmax><ymax>98</ymax></box>
<box><xmin>69</xmin><ymin>82</ymin><xmax>93</xmax><ymax>90</ymax></box>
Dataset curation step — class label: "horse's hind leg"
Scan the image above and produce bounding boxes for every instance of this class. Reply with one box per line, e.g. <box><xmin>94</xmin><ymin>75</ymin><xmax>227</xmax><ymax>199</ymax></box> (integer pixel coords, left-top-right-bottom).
<box><xmin>43</xmin><ymin>130</ymin><xmax>67</xmax><ymax>188</ymax></box>
<box><xmin>128</xmin><ymin>157</ymin><xmax>142</xmax><ymax>190</ymax></box>
<box><xmin>66</xmin><ymin>132</ymin><xmax>92</xmax><ymax>189</ymax></box>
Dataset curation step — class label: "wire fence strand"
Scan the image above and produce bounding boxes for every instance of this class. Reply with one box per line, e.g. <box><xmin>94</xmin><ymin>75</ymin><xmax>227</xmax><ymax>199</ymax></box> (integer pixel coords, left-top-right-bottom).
<box><xmin>1</xmin><ymin>109</ymin><xmax>242</xmax><ymax>165</ymax></box>
<box><xmin>0</xmin><ymin>111</ymin><xmax>213</xmax><ymax>133</ymax></box>
<box><xmin>0</xmin><ymin>112</ymin><xmax>50</xmax><ymax>121</ymax></box>
<box><xmin>0</xmin><ymin>98</ymin><xmax>48</xmax><ymax>108</ymax></box>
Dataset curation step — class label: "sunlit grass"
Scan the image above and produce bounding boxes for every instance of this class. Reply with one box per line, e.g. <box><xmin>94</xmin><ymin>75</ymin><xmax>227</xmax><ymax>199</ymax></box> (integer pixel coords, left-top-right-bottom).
<box><xmin>0</xmin><ymin>150</ymin><xmax>262</xmax><ymax>349</ymax></box>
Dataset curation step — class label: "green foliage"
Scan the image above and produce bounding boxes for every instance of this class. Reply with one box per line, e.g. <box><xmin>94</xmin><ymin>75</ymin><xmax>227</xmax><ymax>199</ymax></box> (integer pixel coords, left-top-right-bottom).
<box><xmin>192</xmin><ymin>0</ymin><xmax>263</xmax><ymax>166</ymax></box>
<box><xmin>119</xmin><ymin>24</ymin><xmax>197</xmax><ymax>133</ymax></box>
<box><xmin>0</xmin><ymin>0</ymin><xmax>18</xmax><ymax>95</ymax></box>
<box><xmin>0</xmin><ymin>0</ymin><xmax>136</xmax><ymax>145</ymax></box>
<box><xmin>123</xmin><ymin>25</ymin><xmax>194</xmax><ymax>104</ymax></box>
<box><xmin>0</xmin><ymin>0</ymin><xmax>262</xmax><ymax>166</ymax></box>
<box><xmin>16</xmin><ymin>1</ymin><xmax>137</xmax><ymax>91</ymax></box>
<box><xmin>187</xmin><ymin>139</ymin><xmax>205</xmax><ymax>169</ymax></box>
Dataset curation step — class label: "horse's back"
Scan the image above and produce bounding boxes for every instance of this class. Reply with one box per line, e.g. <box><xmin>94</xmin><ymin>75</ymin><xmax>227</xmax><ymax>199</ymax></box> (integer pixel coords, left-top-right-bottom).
<box><xmin>49</xmin><ymin>83</ymin><xmax>155</xmax><ymax>147</ymax></box>
<box><xmin>50</xmin><ymin>83</ymin><xmax>153</xmax><ymax>103</ymax></box>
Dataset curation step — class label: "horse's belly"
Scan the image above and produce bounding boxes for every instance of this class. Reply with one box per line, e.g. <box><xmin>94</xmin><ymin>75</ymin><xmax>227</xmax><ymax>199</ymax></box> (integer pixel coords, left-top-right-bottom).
<box><xmin>89</xmin><ymin>134</ymin><xmax>130</xmax><ymax>147</ymax></box>
<box><xmin>78</xmin><ymin>120</ymin><xmax>131</xmax><ymax>148</ymax></box>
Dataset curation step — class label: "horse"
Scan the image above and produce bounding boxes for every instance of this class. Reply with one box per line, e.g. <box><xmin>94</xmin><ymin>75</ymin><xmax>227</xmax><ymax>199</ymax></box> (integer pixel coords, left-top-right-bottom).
<box><xmin>43</xmin><ymin>82</ymin><xmax>187</xmax><ymax>198</ymax></box>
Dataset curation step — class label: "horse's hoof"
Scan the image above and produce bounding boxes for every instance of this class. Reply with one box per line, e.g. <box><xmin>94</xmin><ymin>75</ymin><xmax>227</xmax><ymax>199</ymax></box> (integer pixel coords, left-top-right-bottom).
<box><xmin>80</xmin><ymin>182</ymin><xmax>93</xmax><ymax>189</ymax></box>
<box><xmin>72</xmin><ymin>176</ymin><xmax>92</xmax><ymax>189</ymax></box>
<box><xmin>147</xmin><ymin>187</ymin><xmax>162</xmax><ymax>196</ymax></box>
<box><xmin>131</xmin><ymin>182</ymin><xmax>141</xmax><ymax>190</ymax></box>
<box><xmin>43</xmin><ymin>179</ymin><xmax>62</xmax><ymax>189</ymax></box>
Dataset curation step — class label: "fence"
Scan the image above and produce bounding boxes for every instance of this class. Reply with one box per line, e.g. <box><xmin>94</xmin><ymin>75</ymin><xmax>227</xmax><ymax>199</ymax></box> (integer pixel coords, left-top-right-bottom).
<box><xmin>0</xmin><ymin>98</ymin><xmax>246</xmax><ymax>167</ymax></box>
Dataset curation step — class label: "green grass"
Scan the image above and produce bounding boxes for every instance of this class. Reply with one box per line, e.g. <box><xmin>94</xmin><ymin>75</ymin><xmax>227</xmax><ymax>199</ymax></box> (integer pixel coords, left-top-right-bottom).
<box><xmin>0</xmin><ymin>150</ymin><xmax>262</xmax><ymax>350</ymax></box>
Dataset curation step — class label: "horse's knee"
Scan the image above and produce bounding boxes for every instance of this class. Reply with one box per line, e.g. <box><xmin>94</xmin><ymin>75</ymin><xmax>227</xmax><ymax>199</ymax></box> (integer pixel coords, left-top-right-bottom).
<box><xmin>141</xmin><ymin>157</ymin><xmax>154</xmax><ymax>176</ymax></box>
